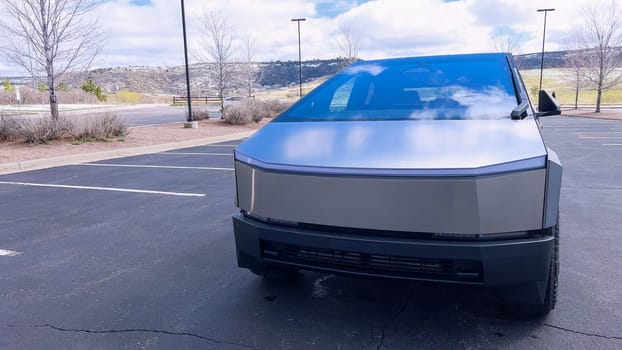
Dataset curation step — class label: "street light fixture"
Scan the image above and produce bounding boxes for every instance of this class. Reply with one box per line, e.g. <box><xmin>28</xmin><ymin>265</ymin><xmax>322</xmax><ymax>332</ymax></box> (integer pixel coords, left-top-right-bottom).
<box><xmin>537</xmin><ymin>8</ymin><xmax>555</xmax><ymax>93</ymax></box>
<box><xmin>291</xmin><ymin>18</ymin><xmax>306</xmax><ymax>97</ymax></box>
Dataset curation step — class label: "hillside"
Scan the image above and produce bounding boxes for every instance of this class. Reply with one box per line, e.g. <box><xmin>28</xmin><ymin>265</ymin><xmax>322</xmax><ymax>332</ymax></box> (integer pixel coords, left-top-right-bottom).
<box><xmin>54</xmin><ymin>59</ymin><xmax>346</xmax><ymax>96</ymax></box>
<box><xmin>4</xmin><ymin>49</ymin><xmax>620</xmax><ymax>96</ymax></box>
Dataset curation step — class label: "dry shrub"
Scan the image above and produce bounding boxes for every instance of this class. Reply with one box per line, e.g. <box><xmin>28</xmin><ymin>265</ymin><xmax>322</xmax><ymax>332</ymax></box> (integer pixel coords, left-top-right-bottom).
<box><xmin>16</xmin><ymin>117</ymin><xmax>69</xmax><ymax>144</ymax></box>
<box><xmin>223</xmin><ymin>103</ymin><xmax>253</xmax><ymax>125</ymax></box>
<box><xmin>191</xmin><ymin>109</ymin><xmax>210</xmax><ymax>121</ymax></box>
<box><xmin>140</xmin><ymin>94</ymin><xmax>172</xmax><ymax>104</ymax></box>
<box><xmin>0</xmin><ymin>90</ymin><xmax>14</xmax><ymax>104</ymax></box>
<box><xmin>0</xmin><ymin>115</ymin><xmax>19</xmax><ymax>141</ymax></box>
<box><xmin>56</xmin><ymin>89</ymin><xmax>99</xmax><ymax>104</ymax></box>
<box><xmin>16</xmin><ymin>87</ymin><xmax>47</xmax><ymax>104</ymax></box>
<box><xmin>223</xmin><ymin>100</ymin><xmax>293</xmax><ymax>124</ymax></box>
<box><xmin>262</xmin><ymin>100</ymin><xmax>291</xmax><ymax>117</ymax></box>
<box><xmin>69</xmin><ymin>112</ymin><xmax>128</xmax><ymax>142</ymax></box>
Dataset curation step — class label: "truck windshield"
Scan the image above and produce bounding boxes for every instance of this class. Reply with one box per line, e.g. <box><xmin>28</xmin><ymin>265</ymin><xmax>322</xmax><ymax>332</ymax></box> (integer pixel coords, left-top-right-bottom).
<box><xmin>276</xmin><ymin>54</ymin><xmax>518</xmax><ymax>122</ymax></box>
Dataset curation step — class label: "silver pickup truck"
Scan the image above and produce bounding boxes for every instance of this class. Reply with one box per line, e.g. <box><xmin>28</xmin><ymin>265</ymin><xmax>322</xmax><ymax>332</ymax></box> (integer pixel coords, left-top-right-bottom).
<box><xmin>232</xmin><ymin>53</ymin><xmax>562</xmax><ymax>316</ymax></box>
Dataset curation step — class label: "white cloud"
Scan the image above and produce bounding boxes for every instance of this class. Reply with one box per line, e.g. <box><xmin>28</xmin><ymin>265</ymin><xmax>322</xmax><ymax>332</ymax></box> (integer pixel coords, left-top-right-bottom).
<box><xmin>0</xmin><ymin>0</ymin><xmax>601</xmax><ymax>76</ymax></box>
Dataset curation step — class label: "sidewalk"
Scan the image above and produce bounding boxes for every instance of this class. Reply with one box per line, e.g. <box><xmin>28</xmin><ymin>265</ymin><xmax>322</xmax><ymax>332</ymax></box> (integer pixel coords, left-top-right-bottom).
<box><xmin>561</xmin><ymin>107</ymin><xmax>622</xmax><ymax>121</ymax></box>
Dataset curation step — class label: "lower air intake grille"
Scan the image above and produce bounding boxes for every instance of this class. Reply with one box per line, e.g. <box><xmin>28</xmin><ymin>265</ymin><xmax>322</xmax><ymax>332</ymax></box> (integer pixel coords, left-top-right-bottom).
<box><xmin>261</xmin><ymin>241</ymin><xmax>483</xmax><ymax>283</ymax></box>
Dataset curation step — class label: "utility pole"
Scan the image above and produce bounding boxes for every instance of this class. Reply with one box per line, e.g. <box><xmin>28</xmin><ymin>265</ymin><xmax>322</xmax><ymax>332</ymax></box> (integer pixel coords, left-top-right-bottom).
<box><xmin>537</xmin><ymin>8</ymin><xmax>555</xmax><ymax>93</ymax></box>
<box><xmin>291</xmin><ymin>18</ymin><xmax>306</xmax><ymax>98</ymax></box>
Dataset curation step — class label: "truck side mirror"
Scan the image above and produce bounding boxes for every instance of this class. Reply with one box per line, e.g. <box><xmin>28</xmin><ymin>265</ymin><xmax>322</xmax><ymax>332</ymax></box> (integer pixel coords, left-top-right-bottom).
<box><xmin>537</xmin><ymin>90</ymin><xmax>561</xmax><ymax>117</ymax></box>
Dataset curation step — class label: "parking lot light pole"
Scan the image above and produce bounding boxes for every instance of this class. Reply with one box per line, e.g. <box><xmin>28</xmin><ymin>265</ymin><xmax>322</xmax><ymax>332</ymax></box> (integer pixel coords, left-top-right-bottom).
<box><xmin>291</xmin><ymin>18</ymin><xmax>306</xmax><ymax>98</ymax></box>
<box><xmin>537</xmin><ymin>8</ymin><xmax>555</xmax><ymax>93</ymax></box>
<box><xmin>181</xmin><ymin>0</ymin><xmax>195</xmax><ymax>126</ymax></box>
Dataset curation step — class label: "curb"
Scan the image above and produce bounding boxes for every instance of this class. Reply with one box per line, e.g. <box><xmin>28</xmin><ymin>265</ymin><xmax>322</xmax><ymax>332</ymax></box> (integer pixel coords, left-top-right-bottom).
<box><xmin>0</xmin><ymin>131</ymin><xmax>255</xmax><ymax>175</ymax></box>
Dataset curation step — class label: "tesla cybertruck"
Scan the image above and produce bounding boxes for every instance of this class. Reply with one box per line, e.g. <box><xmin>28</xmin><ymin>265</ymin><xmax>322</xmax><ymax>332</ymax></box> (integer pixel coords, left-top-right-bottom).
<box><xmin>232</xmin><ymin>53</ymin><xmax>562</xmax><ymax>315</ymax></box>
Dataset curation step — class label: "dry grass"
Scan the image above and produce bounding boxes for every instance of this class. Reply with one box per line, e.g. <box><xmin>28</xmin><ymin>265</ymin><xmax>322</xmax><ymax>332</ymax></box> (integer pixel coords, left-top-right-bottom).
<box><xmin>520</xmin><ymin>68</ymin><xmax>622</xmax><ymax>106</ymax></box>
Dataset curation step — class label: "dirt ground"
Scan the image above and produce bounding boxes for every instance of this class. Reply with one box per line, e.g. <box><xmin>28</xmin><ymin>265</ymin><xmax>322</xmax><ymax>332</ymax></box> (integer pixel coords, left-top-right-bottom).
<box><xmin>0</xmin><ymin>118</ymin><xmax>268</xmax><ymax>164</ymax></box>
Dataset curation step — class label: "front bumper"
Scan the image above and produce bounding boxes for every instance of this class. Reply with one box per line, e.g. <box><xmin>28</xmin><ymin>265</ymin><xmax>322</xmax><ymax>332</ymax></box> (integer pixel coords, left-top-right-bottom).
<box><xmin>233</xmin><ymin>213</ymin><xmax>554</xmax><ymax>304</ymax></box>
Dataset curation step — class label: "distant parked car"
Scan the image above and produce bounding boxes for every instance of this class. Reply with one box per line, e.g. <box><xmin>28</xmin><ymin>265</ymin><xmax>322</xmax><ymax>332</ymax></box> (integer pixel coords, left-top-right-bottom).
<box><xmin>232</xmin><ymin>53</ymin><xmax>563</xmax><ymax>316</ymax></box>
<box><xmin>223</xmin><ymin>96</ymin><xmax>247</xmax><ymax>107</ymax></box>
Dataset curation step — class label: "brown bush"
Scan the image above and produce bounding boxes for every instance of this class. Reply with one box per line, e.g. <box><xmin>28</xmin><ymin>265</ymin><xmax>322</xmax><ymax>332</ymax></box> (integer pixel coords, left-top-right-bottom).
<box><xmin>0</xmin><ymin>115</ymin><xmax>19</xmax><ymax>141</ymax></box>
<box><xmin>223</xmin><ymin>100</ymin><xmax>292</xmax><ymax>125</ymax></box>
<box><xmin>69</xmin><ymin>112</ymin><xmax>128</xmax><ymax>142</ymax></box>
<box><xmin>262</xmin><ymin>100</ymin><xmax>292</xmax><ymax>117</ymax></box>
<box><xmin>56</xmin><ymin>89</ymin><xmax>99</xmax><ymax>104</ymax></box>
<box><xmin>16</xmin><ymin>117</ymin><xmax>69</xmax><ymax>144</ymax></box>
<box><xmin>223</xmin><ymin>103</ymin><xmax>253</xmax><ymax>125</ymax></box>
<box><xmin>0</xmin><ymin>90</ymin><xmax>14</xmax><ymax>104</ymax></box>
<box><xmin>191</xmin><ymin>108</ymin><xmax>210</xmax><ymax>121</ymax></box>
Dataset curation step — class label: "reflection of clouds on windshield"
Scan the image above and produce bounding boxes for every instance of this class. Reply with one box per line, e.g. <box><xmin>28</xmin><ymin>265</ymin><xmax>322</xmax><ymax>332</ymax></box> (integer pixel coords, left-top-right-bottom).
<box><xmin>451</xmin><ymin>86</ymin><xmax>517</xmax><ymax>119</ymax></box>
<box><xmin>407</xmin><ymin>86</ymin><xmax>517</xmax><ymax>120</ymax></box>
<box><xmin>344</xmin><ymin>64</ymin><xmax>386</xmax><ymax>76</ymax></box>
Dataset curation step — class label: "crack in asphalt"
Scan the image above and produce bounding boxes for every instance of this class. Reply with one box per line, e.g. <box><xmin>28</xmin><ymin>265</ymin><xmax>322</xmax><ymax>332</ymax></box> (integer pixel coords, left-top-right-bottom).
<box><xmin>543</xmin><ymin>323</ymin><xmax>622</xmax><ymax>341</ymax></box>
<box><xmin>7</xmin><ymin>323</ymin><xmax>261</xmax><ymax>349</ymax></box>
<box><xmin>370</xmin><ymin>287</ymin><xmax>415</xmax><ymax>350</ymax></box>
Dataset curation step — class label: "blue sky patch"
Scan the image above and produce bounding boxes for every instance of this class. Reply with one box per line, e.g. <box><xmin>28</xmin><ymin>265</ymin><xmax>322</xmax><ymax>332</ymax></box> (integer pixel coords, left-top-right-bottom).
<box><xmin>316</xmin><ymin>0</ymin><xmax>370</xmax><ymax>18</ymax></box>
<box><xmin>130</xmin><ymin>0</ymin><xmax>152</xmax><ymax>6</ymax></box>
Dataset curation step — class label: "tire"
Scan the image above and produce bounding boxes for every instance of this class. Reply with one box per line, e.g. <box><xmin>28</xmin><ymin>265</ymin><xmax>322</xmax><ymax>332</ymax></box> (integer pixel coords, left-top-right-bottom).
<box><xmin>519</xmin><ymin>219</ymin><xmax>560</xmax><ymax>317</ymax></box>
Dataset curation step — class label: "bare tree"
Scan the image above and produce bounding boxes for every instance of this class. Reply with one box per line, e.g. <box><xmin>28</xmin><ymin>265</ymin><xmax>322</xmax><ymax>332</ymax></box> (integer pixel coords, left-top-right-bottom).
<box><xmin>491</xmin><ymin>27</ymin><xmax>526</xmax><ymax>55</ymax></box>
<box><xmin>0</xmin><ymin>0</ymin><xmax>107</xmax><ymax>120</ymax></box>
<box><xmin>335</xmin><ymin>24</ymin><xmax>360</xmax><ymax>68</ymax></box>
<box><xmin>197</xmin><ymin>11</ymin><xmax>235</xmax><ymax>113</ymax></box>
<box><xmin>571</xmin><ymin>1</ymin><xmax>622</xmax><ymax>112</ymax></box>
<box><xmin>240</xmin><ymin>36</ymin><xmax>258</xmax><ymax>98</ymax></box>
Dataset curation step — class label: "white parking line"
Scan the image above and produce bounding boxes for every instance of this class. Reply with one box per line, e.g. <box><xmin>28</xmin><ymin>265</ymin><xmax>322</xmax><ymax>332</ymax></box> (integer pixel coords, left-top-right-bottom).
<box><xmin>81</xmin><ymin>164</ymin><xmax>234</xmax><ymax>171</ymax></box>
<box><xmin>579</xmin><ymin>136</ymin><xmax>622</xmax><ymax>139</ymax></box>
<box><xmin>161</xmin><ymin>152</ymin><xmax>232</xmax><ymax>156</ymax></box>
<box><xmin>0</xmin><ymin>249</ymin><xmax>22</xmax><ymax>257</ymax></box>
<box><xmin>603</xmin><ymin>144</ymin><xmax>622</xmax><ymax>146</ymax></box>
<box><xmin>0</xmin><ymin>181</ymin><xmax>206</xmax><ymax>197</ymax></box>
<box><xmin>577</xmin><ymin>131</ymin><xmax>622</xmax><ymax>134</ymax></box>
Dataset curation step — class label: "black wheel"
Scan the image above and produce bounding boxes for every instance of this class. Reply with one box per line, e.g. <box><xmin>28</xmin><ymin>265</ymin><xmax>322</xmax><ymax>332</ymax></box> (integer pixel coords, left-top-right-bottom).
<box><xmin>536</xmin><ymin>219</ymin><xmax>559</xmax><ymax>315</ymax></box>
<box><xmin>519</xmin><ymin>219</ymin><xmax>559</xmax><ymax>317</ymax></box>
<box><xmin>499</xmin><ymin>216</ymin><xmax>559</xmax><ymax>318</ymax></box>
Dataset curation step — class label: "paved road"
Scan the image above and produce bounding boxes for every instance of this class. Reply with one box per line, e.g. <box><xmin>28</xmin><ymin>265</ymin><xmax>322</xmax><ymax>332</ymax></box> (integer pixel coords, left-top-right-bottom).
<box><xmin>0</xmin><ymin>116</ymin><xmax>621</xmax><ymax>349</ymax></box>
<box><xmin>116</xmin><ymin>105</ymin><xmax>221</xmax><ymax>127</ymax></box>
<box><xmin>0</xmin><ymin>104</ymin><xmax>221</xmax><ymax>126</ymax></box>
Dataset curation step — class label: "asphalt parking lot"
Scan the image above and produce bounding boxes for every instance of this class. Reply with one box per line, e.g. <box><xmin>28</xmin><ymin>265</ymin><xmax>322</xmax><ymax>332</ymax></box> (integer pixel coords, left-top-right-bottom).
<box><xmin>0</xmin><ymin>115</ymin><xmax>621</xmax><ymax>349</ymax></box>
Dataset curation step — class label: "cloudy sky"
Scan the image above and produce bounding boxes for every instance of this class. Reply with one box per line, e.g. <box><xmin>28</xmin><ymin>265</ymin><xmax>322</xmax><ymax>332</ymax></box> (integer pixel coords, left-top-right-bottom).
<box><xmin>0</xmin><ymin>0</ymin><xmax>601</xmax><ymax>76</ymax></box>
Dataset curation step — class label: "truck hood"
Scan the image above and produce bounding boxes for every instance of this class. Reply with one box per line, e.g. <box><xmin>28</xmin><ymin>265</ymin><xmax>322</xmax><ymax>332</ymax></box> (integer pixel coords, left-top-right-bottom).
<box><xmin>235</xmin><ymin>119</ymin><xmax>547</xmax><ymax>176</ymax></box>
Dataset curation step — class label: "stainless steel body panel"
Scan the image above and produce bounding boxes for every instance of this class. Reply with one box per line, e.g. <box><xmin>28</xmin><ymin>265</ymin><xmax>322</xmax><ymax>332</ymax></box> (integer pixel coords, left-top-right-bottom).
<box><xmin>236</xmin><ymin>161</ymin><xmax>546</xmax><ymax>234</ymax></box>
<box><xmin>235</xmin><ymin>119</ymin><xmax>547</xmax><ymax>176</ymax></box>
<box><xmin>543</xmin><ymin>148</ymin><xmax>563</xmax><ymax>228</ymax></box>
